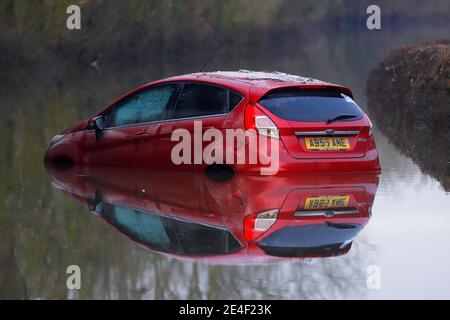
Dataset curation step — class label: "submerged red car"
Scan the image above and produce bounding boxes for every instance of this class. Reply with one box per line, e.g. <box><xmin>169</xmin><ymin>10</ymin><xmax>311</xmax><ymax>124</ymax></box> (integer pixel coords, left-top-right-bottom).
<box><xmin>45</xmin><ymin>164</ymin><xmax>379</xmax><ymax>264</ymax></box>
<box><xmin>45</xmin><ymin>71</ymin><xmax>381</xmax><ymax>174</ymax></box>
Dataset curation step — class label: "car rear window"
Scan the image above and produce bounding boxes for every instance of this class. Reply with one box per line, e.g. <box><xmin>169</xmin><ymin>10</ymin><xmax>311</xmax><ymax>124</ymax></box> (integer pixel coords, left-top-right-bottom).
<box><xmin>258</xmin><ymin>89</ymin><xmax>364</xmax><ymax>122</ymax></box>
<box><xmin>257</xmin><ymin>223</ymin><xmax>362</xmax><ymax>257</ymax></box>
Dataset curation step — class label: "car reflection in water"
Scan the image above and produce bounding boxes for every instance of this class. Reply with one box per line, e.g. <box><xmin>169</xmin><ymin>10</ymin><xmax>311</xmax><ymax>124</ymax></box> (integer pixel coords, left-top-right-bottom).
<box><xmin>45</xmin><ymin>164</ymin><xmax>379</xmax><ymax>264</ymax></box>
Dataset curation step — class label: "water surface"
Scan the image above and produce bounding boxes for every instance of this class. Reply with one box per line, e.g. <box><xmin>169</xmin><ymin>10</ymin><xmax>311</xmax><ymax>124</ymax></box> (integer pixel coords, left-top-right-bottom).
<box><xmin>0</xmin><ymin>22</ymin><xmax>449</xmax><ymax>299</ymax></box>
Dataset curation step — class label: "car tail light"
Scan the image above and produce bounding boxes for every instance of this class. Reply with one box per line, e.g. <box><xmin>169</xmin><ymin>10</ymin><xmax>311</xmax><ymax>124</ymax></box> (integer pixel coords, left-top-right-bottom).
<box><xmin>244</xmin><ymin>104</ymin><xmax>279</xmax><ymax>139</ymax></box>
<box><xmin>243</xmin><ymin>209</ymin><xmax>279</xmax><ymax>241</ymax></box>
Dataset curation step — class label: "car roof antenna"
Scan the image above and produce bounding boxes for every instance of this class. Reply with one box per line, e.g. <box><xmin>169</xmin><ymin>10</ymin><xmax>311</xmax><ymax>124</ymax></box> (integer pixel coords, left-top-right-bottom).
<box><xmin>198</xmin><ymin>40</ymin><xmax>223</xmax><ymax>73</ymax></box>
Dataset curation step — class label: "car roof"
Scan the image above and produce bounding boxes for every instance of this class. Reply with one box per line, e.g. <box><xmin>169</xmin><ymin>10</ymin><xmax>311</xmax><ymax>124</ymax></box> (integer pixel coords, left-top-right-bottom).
<box><xmin>166</xmin><ymin>70</ymin><xmax>322</xmax><ymax>84</ymax></box>
<box><xmin>154</xmin><ymin>70</ymin><xmax>353</xmax><ymax>101</ymax></box>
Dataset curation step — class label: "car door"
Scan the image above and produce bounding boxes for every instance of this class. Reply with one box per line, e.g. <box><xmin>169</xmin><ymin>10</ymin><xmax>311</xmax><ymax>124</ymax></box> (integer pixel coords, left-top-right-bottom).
<box><xmin>83</xmin><ymin>83</ymin><xmax>179</xmax><ymax>167</ymax></box>
<box><xmin>150</xmin><ymin>83</ymin><xmax>233</xmax><ymax>170</ymax></box>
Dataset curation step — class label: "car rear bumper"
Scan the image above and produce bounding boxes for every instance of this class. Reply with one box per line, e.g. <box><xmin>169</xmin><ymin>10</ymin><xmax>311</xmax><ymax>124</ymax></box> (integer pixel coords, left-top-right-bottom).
<box><xmin>233</xmin><ymin>143</ymin><xmax>381</xmax><ymax>175</ymax></box>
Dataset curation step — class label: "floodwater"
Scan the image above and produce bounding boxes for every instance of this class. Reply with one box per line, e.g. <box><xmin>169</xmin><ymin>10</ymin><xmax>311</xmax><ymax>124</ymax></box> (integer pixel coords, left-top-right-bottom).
<box><xmin>1</xmin><ymin>22</ymin><xmax>449</xmax><ymax>299</ymax></box>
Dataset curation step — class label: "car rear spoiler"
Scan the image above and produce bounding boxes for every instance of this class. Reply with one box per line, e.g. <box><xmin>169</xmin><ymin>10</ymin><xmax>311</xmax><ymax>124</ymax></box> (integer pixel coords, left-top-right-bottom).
<box><xmin>249</xmin><ymin>83</ymin><xmax>354</xmax><ymax>103</ymax></box>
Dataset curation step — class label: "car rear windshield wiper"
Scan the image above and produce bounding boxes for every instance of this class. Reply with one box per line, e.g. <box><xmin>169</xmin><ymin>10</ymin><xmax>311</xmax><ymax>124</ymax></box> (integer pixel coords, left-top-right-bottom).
<box><xmin>327</xmin><ymin>114</ymin><xmax>358</xmax><ymax>124</ymax></box>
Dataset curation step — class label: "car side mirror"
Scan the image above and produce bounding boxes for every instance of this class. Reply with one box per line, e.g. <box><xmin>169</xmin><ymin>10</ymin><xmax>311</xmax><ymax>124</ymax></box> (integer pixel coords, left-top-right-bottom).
<box><xmin>94</xmin><ymin>116</ymin><xmax>105</xmax><ymax>130</ymax></box>
<box><xmin>89</xmin><ymin>116</ymin><xmax>105</xmax><ymax>140</ymax></box>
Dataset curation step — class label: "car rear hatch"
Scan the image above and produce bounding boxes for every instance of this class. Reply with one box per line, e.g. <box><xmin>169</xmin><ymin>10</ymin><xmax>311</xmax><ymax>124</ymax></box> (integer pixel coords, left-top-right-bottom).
<box><xmin>257</xmin><ymin>88</ymin><xmax>370</xmax><ymax>159</ymax></box>
<box><xmin>256</xmin><ymin>184</ymin><xmax>367</xmax><ymax>257</ymax></box>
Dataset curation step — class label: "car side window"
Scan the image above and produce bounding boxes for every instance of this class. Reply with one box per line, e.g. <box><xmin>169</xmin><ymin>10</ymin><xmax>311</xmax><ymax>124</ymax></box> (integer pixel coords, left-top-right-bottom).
<box><xmin>106</xmin><ymin>84</ymin><xmax>176</xmax><ymax>128</ymax></box>
<box><xmin>172</xmin><ymin>83</ymin><xmax>227</xmax><ymax>119</ymax></box>
<box><xmin>229</xmin><ymin>91</ymin><xmax>243</xmax><ymax>110</ymax></box>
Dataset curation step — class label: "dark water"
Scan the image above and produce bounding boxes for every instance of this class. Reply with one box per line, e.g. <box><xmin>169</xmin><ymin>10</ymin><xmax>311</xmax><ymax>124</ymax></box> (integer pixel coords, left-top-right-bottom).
<box><xmin>1</xmin><ymin>23</ymin><xmax>449</xmax><ymax>299</ymax></box>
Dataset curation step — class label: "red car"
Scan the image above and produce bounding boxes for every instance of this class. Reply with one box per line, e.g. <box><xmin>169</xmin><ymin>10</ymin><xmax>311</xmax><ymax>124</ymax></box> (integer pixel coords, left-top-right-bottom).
<box><xmin>45</xmin><ymin>71</ymin><xmax>381</xmax><ymax>174</ymax></box>
<box><xmin>45</xmin><ymin>164</ymin><xmax>379</xmax><ymax>264</ymax></box>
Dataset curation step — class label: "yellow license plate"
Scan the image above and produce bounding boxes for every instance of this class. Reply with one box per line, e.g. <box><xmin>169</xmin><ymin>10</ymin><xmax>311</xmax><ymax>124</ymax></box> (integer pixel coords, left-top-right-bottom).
<box><xmin>305</xmin><ymin>137</ymin><xmax>350</xmax><ymax>150</ymax></box>
<box><xmin>304</xmin><ymin>195</ymin><xmax>350</xmax><ymax>209</ymax></box>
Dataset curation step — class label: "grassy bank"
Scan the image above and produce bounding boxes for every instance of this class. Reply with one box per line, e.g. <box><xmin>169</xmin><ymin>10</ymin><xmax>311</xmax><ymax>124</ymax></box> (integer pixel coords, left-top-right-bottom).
<box><xmin>367</xmin><ymin>42</ymin><xmax>450</xmax><ymax>190</ymax></box>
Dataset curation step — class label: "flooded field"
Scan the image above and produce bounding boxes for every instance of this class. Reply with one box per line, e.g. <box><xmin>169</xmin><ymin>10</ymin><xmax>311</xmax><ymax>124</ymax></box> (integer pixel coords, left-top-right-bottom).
<box><xmin>0</xmin><ymin>20</ymin><xmax>449</xmax><ymax>299</ymax></box>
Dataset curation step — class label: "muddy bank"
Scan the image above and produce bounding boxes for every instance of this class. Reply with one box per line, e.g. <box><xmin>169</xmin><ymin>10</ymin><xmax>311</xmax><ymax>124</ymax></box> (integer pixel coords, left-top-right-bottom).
<box><xmin>367</xmin><ymin>42</ymin><xmax>450</xmax><ymax>191</ymax></box>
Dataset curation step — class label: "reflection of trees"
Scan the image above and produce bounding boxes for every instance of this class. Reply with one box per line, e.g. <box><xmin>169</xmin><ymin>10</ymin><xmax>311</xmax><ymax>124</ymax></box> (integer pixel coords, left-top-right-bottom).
<box><xmin>72</xmin><ymin>234</ymin><xmax>372</xmax><ymax>299</ymax></box>
<box><xmin>98</xmin><ymin>242</ymin><xmax>372</xmax><ymax>300</ymax></box>
<box><xmin>0</xmin><ymin>173</ymin><xmax>373</xmax><ymax>299</ymax></box>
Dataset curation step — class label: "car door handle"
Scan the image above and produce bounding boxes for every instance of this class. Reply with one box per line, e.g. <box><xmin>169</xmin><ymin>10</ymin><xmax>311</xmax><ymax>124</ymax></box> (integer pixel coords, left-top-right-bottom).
<box><xmin>133</xmin><ymin>133</ymin><xmax>151</xmax><ymax>141</ymax></box>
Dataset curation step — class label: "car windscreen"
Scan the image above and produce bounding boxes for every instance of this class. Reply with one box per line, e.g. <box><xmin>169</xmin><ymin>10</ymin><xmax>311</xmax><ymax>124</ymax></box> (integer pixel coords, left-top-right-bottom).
<box><xmin>258</xmin><ymin>89</ymin><xmax>364</xmax><ymax>122</ymax></box>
